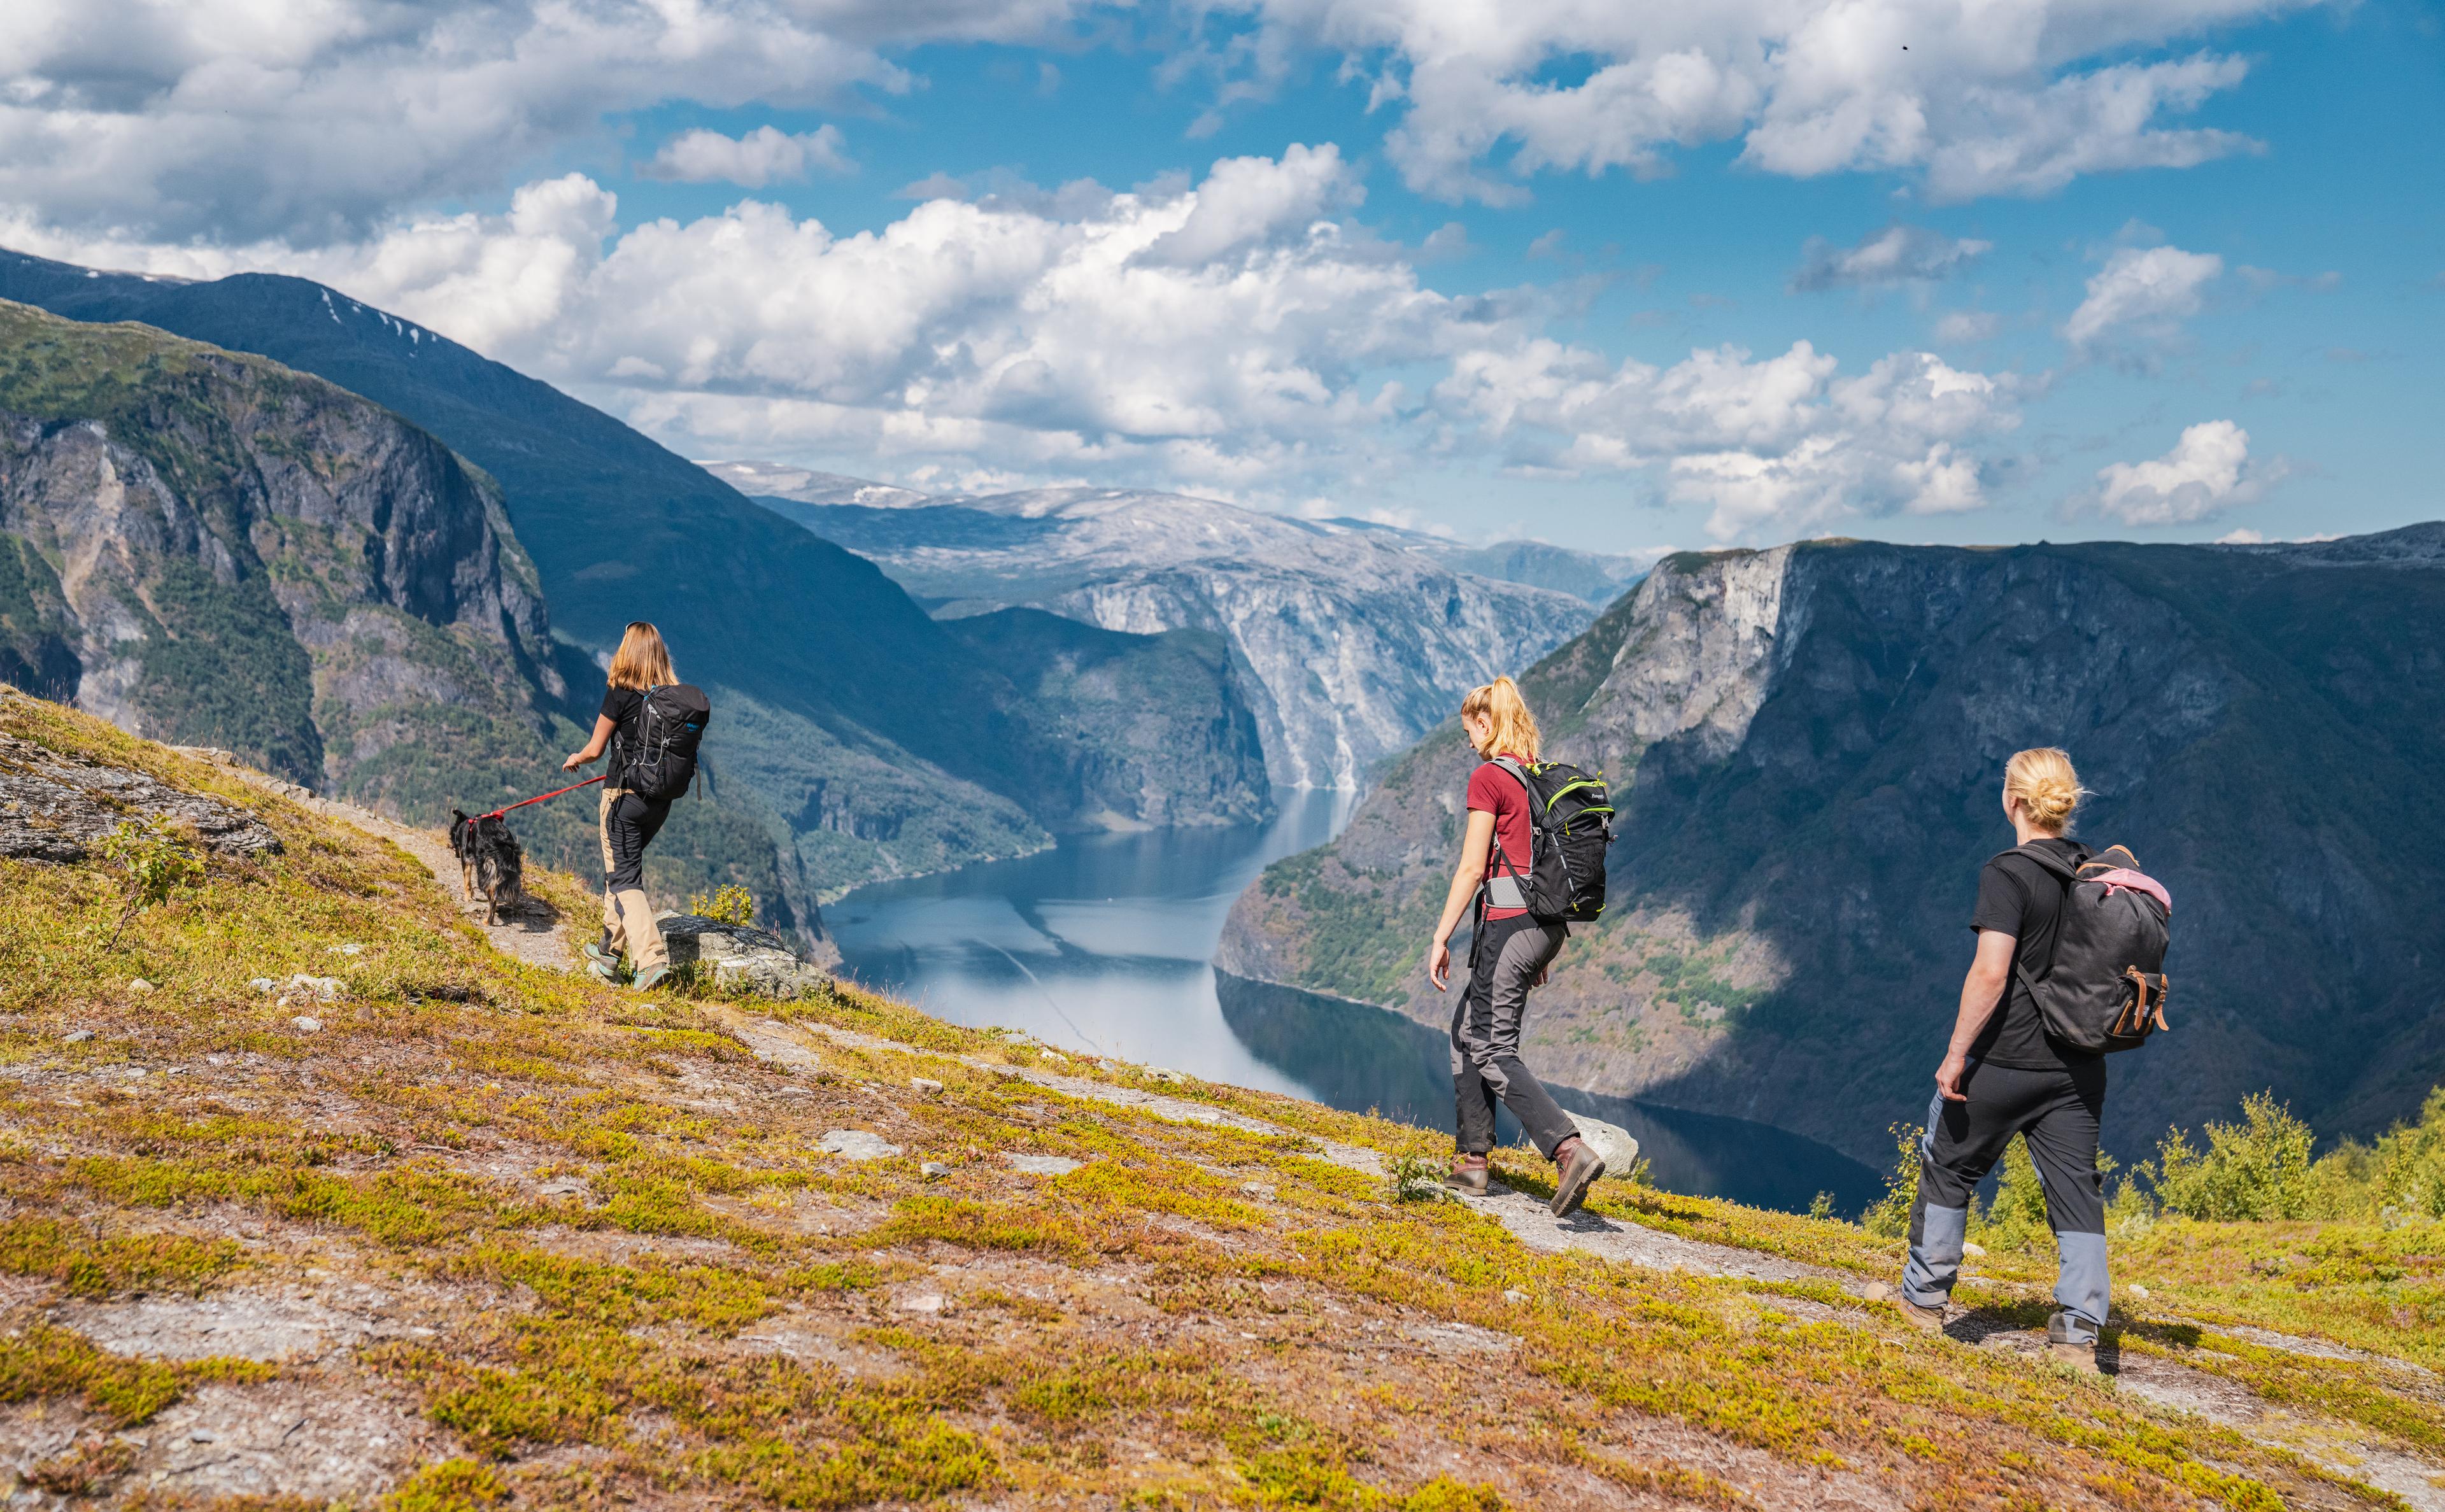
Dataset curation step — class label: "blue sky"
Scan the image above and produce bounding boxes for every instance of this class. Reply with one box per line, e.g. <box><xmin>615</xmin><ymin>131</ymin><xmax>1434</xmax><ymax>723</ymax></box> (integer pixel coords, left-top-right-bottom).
<box><xmin>3</xmin><ymin>0</ymin><xmax>2438</xmax><ymax>553</ymax></box>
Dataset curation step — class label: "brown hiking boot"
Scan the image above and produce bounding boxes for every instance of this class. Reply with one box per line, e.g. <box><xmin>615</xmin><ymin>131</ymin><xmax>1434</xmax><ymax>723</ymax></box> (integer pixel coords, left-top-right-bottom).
<box><xmin>1548</xmin><ymin>1136</ymin><xmax>1605</xmax><ymax>1217</ymax></box>
<box><xmin>2048</xmin><ymin>1314</ymin><xmax>2102</xmax><ymax>1374</ymax></box>
<box><xmin>1895</xmin><ymin>1292</ymin><xmax>1947</xmax><ymax>1334</ymax></box>
<box><xmin>2050</xmin><ymin>1341</ymin><xmax>2102</xmax><ymax>1374</ymax></box>
<box><xmin>1442</xmin><ymin>1156</ymin><xmax>1490</xmax><ymax>1196</ymax></box>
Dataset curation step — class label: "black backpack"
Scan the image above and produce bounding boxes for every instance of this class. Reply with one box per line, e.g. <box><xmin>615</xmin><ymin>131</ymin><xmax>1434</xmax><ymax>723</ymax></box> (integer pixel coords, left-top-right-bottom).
<box><xmin>1486</xmin><ymin>757</ymin><xmax>1613</xmax><ymax>924</ymax></box>
<box><xmin>2008</xmin><ymin>842</ymin><xmax>2172</xmax><ymax>1054</ymax></box>
<box><xmin>618</xmin><ymin>684</ymin><xmax>712</xmax><ymax>802</ymax></box>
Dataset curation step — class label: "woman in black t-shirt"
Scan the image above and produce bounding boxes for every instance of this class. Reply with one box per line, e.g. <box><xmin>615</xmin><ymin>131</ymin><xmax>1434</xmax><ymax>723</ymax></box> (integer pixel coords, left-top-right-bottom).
<box><xmin>1890</xmin><ymin>747</ymin><xmax>2114</xmax><ymax>1373</ymax></box>
<box><xmin>563</xmin><ymin>621</ymin><xmax>679</xmax><ymax>990</ymax></box>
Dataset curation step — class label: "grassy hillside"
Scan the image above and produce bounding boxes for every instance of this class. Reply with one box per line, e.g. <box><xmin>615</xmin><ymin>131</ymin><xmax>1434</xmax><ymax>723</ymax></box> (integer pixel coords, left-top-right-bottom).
<box><xmin>8</xmin><ymin>689</ymin><xmax>2445</xmax><ymax>1508</ymax></box>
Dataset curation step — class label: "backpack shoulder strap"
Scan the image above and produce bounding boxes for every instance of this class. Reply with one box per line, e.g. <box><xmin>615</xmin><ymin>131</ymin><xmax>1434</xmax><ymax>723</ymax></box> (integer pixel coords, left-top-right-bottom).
<box><xmin>2002</xmin><ymin>842</ymin><xmax>2079</xmax><ymax>883</ymax></box>
<box><xmin>1995</xmin><ymin>842</ymin><xmax>2080</xmax><ymax>1003</ymax></box>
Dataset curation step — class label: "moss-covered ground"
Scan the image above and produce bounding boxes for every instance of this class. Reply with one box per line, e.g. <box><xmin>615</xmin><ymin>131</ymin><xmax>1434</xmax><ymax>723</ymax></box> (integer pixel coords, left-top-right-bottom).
<box><xmin>3</xmin><ymin>690</ymin><xmax>2440</xmax><ymax>1509</ymax></box>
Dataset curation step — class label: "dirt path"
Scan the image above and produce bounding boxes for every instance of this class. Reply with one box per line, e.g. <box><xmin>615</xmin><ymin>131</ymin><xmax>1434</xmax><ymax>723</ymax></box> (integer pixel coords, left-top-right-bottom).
<box><xmin>744</xmin><ymin>1011</ymin><xmax>2445</xmax><ymax>1509</ymax></box>
<box><xmin>181</xmin><ymin>750</ymin><xmax>574</xmax><ymax>973</ymax></box>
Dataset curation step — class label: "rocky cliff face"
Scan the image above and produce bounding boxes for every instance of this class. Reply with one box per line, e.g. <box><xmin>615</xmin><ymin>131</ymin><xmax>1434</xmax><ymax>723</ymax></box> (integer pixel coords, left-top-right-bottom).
<box><xmin>1221</xmin><ymin>527</ymin><xmax>2445</xmax><ymax>1163</ymax></box>
<box><xmin>711</xmin><ymin>473</ymin><xmax>1605</xmax><ymax>791</ymax></box>
<box><xmin>0</xmin><ymin>299</ymin><xmax>557</xmax><ymax>799</ymax></box>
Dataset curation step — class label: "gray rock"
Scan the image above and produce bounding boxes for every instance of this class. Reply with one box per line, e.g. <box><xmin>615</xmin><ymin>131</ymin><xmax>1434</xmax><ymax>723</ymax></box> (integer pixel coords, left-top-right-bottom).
<box><xmin>292</xmin><ymin>1017</ymin><xmax>322</xmax><ymax>1033</ymax></box>
<box><xmin>658</xmin><ymin>913</ymin><xmax>833</xmax><ymax>1000</ymax></box>
<box><xmin>1003</xmin><ymin>1153</ymin><xmax>1082</xmax><ymax>1176</ymax></box>
<box><xmin>819</xmin><ymin>1129</ymin><xmax>902</xmax><ymax>1162</ymax></box>
<box><xmin>0</xmin><ymin>726</ymin><xmax>282</xmax><ymax>863</ymax></box>
<box><xmin>1564</xmin><ymin>1110</ymin><xmax>1641</xmax><ymax>1177</ymax></box>
<box><xmin>62</xmin><ymin>1029</ymin><xmax>92</xmax><ymax>1043</ymax></box>
<box><xmin>920</xmin><ymin>1161</ymin><xmax>951</xmax><ymax>1178</ymax></box>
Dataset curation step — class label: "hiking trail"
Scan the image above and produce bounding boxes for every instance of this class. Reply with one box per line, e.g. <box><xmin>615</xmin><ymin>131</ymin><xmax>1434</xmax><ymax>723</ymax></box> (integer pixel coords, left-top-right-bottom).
<box><xmin>177</xmin><ymin>749</ymin><xmax>576</xmax><ymax>973</ymax></box>
<box><xmin>735</xmin><ymin>1010</ymin><xmax>2445</xmax><ymax>1512</ymax></box>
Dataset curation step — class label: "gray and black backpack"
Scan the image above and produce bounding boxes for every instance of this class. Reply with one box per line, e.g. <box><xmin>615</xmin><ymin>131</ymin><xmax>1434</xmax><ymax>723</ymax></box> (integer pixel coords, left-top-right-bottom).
<box><xmin>1485</xmin><ymin>758</ymin><xmax>1614</xmax><ymax>924</ymax></box>
<box><xmin>2007</xmin><ymin>842</ymin><xmax>2173</xmax><ymax>1053</ymax></box>
<box><xmin>618</xmin><ymin>684</ymin><xmax>712</xmax><ymax>803</ymax></box>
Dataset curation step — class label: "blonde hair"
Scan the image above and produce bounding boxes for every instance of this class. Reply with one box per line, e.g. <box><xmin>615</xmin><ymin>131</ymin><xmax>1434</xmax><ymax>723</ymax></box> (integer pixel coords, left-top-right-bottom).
<box><xmin>607</xmin><ymin>621</ymin><xmax>676</xmax><ymax>691</ymax></box>
<box><xmin>1461</xmin><ymin>676</ymin><xmax>1540</xmax><ymax>761</ymax></box>
<box><xmin>2004</xmin><ymin>747</ymin><xmax>2087</xmax><ymax>833</ymax></box>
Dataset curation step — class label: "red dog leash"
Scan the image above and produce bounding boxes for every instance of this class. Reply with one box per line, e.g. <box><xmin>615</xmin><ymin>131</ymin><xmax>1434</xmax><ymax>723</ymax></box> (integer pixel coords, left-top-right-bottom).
<box><xmin>482</xmin><ymin>774</ymin><xmax>604</xmax><ymax>821</ymax></box>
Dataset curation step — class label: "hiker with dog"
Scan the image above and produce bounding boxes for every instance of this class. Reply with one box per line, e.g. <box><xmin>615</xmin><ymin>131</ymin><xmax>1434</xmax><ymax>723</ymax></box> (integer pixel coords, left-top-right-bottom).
<box><xmin>562</xmin><ymin>621</ymin><xmax>712</xmax><ymax>992</ymax></box>
<box><xmin>1427</xmin><ymin>676</ymin><xmax>1615</xmax><ymax>1215</ymax></box>
<box><xmin>1895</xmin><ymin>747</ymin><xmax>2172</xmax><ymax>1372</ymax></box>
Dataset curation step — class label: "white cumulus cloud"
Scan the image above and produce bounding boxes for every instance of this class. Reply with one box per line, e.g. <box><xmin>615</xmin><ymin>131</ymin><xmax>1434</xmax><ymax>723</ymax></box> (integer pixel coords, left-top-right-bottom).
<box><xmin>2093</xmin><ymin>420</ymin><xmax>2276</xmax><ymax>525</ymax></box>
<box><xmin>1199</xmin><ymin>0</ymin><xmax>2311</xmax><ymax>203</ymax></box>
<box><xmin>642</xmin><ymin>126</ymin><xmax>853</xmax><ymax>187</ymax></box>
<box><xmin>2062</xmin><ymin>243</ymin><xmax>2222</xmax><ymax>353</ymax></box>
<box><xmin>4</xmin><ymin>146</ymin><xmax>2024</xmax><ymax>544</ymax></box>
<box><xmin>0</xmin><ymin>0</ymin><xmax>1095</xmax><ymax>241</ymax></box>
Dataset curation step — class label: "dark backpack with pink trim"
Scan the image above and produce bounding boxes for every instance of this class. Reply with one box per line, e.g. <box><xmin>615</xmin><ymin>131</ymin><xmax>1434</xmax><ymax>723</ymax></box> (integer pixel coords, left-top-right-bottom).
<box><xmin>2007</xmin><ymin>842</ymin><xmax>2173</xmax><ymax>1054</ymax></box>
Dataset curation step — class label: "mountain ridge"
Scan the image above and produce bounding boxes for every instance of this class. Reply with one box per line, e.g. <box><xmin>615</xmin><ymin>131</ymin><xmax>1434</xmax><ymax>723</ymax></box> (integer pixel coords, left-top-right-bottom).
<box><xmin>0</xmin><ymin>250</ymin><xmax>1275</xmax><ymax>915</ymax></box>
<box><xmin>705</xmin><ymin>463</ymin><xmax>1634</xmax><ymax>790</ymax></box>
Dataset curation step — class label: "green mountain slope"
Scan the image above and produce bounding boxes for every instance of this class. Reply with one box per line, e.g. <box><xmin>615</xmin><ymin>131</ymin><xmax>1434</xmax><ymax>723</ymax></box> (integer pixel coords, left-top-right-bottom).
<box><xmin>0</xmin><ymin>250</ymin><xmax>1272</xmax><ymax>910</ymax></box>
<box><xmin>1220</xmin><ymin>528</ymin><xmax>2445</xmax><ymax>1164</ymax></box>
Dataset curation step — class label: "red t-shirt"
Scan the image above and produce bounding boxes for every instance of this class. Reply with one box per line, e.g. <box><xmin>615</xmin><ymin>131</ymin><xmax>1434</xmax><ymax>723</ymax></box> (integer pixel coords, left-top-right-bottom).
<box><xmin>1466</xmin><ymin>755</ymin><xmax>1534</xmax><ymax>921</ymax></box>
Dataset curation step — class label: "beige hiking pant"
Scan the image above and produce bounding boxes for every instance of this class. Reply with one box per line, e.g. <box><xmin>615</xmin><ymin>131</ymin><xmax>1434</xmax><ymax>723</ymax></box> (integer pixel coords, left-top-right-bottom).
<box><xmin>598</xmin><ymin>785</ymin><xmax>669</xmax><ymax>972</ymax></box>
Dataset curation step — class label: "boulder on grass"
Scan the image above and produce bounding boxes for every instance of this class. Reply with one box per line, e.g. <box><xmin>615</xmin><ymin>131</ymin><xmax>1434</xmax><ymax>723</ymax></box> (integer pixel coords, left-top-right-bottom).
<box><xmin>1563</xmin><ymin>1110</ymin><xmax>1641</xmax><ymax>1178</ymax></box>
<box><xmin>656</xmin><ymin>912</ymin><xmax>832</xmax><ymax>1000</ymax></box>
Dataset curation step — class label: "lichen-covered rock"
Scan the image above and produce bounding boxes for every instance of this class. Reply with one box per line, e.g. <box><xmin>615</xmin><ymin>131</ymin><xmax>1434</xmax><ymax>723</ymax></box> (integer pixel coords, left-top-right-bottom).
<box><xmin>0</xmin><ymin>725</ymin><xmax>281</xmax><ymax>862</ymax></box>
<box><xmin>658</xmin><ymin>912</ymin><xmax>833</xmax><ymax>999</ymax></box>
<box><xmin>1563</xmin><ymin>1111</ymin><xmax>1641</xmax><ymax>1178</ymax></box>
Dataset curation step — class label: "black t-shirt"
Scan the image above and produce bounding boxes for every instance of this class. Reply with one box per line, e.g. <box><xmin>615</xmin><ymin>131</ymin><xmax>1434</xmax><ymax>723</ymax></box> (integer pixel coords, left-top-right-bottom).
<box><xmin>1969</xmin><ymin>836</ymin><xmax>2097</xmax><ymax>1070</ymax></box>
<box><xmin>599</xmin><ymin>686</ymin><xmax>645</xmax><ymax>770</ymax></box>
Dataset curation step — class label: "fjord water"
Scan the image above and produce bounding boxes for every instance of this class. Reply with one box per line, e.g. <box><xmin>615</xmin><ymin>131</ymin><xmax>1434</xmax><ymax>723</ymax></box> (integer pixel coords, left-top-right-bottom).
<box><xmin>829</xmin><ymin>791</ymin><xmax>1879</xmax><ymax>1213</ymax></box>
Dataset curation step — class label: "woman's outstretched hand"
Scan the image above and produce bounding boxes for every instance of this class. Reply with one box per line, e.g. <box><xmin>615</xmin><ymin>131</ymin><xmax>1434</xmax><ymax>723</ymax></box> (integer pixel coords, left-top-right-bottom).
<box><xmin>1428</xmin><ymin>936</ymin><xmax>1453</xmax><ymax>991</ymax></box>
<box><xmin>1934</xmin><ymin>1049</ymin><xmax>1970</xmax><ymax>1102</ymax></box>
<box><xmin>562</xmin><ymin>751</ymin><xmax>588</xmax><ymax>772</ymax></box>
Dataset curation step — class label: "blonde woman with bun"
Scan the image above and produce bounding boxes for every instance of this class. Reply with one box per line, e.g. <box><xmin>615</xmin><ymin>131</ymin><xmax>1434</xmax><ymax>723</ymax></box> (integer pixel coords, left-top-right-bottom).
<box><xmin>1424</xmin><ymin>676</ymin><xmax>1605</xmax><ymax>1215</ymax></box>
<box><xmin>1896</xmin><ymin>747</ymin><xmax>2113</xmax><ymax>1372</ymax></box>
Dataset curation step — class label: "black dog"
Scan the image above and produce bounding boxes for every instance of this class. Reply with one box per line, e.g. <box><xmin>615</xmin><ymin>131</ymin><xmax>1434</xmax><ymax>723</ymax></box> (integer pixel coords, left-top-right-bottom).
<box><xmin>448</xmin><ymin>809</ymin><xmax>526</xmax><ymax>925</ymax></box>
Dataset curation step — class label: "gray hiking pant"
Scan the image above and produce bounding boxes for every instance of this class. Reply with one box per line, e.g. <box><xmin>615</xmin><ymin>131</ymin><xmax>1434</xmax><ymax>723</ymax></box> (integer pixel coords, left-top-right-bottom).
<box><xmin>1904</xmin><ymin>1058</ymin><xmax>2110</xmax><ymax>1343</ymax></box>
<box><xmin>1450</xmin><ymin>913</ymin><xmax>1578</xmax><ymax>1158</ymax></box>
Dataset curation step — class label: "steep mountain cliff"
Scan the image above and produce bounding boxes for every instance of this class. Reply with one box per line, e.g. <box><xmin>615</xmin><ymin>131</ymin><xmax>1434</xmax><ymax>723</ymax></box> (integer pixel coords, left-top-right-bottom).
<box><xmin>705</xmin><ymin>467</ymin><xmax>1612</xmax><ymax>790</ymax></box>
<box><xmin>1219</xmin><ymin>526</ymin><xmax>2445</xmax><ymax>1163</ymax></box>
<box><xmin>0</xmin><ymin>251</ymin><xmax>1272</xmax><ymax>910</ymax></box>
<box><xmin>0</xmin><ymin>297</ymin><xmax>814</xmax><ymax>933</ymax></box>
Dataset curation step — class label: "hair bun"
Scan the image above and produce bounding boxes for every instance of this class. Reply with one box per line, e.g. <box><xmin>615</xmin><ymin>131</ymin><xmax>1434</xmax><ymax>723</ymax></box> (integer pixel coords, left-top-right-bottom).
<box><xmin>2004</xmin><ymin>747</ymin><xmax>2086</xmax><ymax>831</ymax></box>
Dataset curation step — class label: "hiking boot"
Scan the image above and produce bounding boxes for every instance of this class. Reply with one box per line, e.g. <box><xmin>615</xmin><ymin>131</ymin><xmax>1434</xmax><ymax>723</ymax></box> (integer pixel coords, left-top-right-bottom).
<box><xmin>2047</xmin><ymin>1313</ymin><xmax>2102</xmax><ymax>1374</ymax></box>
<box><xmin>631</xmin><ymin>963</ymin><xmax>670</xmax><ymax>993</ymax></box>
<box><xmin>1548</xmin><ymin>1136</ymin><xmax>1605</xmax><ymax>1217</ymax></box>
<box><xmin>1442</xmin><ymin>1156</ymin><xmax>1490</xmax><ymax>1197</ymax></box>
<box><xmin>583</xmin><ymin>933</ymin><xmax>621</xmax><ymax>982</ymax></box>
<box><xmin>1895</xmin><ymin>1293</ymin><xmax>1948</xmax><ymax>1334</ymax></box>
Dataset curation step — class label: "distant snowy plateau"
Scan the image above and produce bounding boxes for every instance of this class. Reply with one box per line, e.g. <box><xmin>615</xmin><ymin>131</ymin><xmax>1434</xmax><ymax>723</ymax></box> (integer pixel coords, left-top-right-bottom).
<box><xmin>705</xmin><ymin>462</ymin><xmax>1647</xmax><ymax>791</ymax></box>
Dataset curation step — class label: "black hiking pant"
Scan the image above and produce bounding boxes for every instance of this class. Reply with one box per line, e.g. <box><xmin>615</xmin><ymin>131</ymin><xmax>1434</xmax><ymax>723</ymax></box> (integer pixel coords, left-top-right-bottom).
<box><xmin>1904</xmin><ymin>1058</ymin><xmax>2110</xmax><ymax>1341</ymax></box>
<box><xmin>1450</xmin><ymin>913</ymin><xmax>1578</xmax><ymax>1159</ymax></box>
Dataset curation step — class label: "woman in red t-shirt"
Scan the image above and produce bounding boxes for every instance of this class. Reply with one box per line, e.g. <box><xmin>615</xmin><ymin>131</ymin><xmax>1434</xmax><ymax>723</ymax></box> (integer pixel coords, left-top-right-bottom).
<box><xmin>1424</xmin><ymin>676</ymin><xmax>1603</xmax><ymax>1213</ymax></box>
